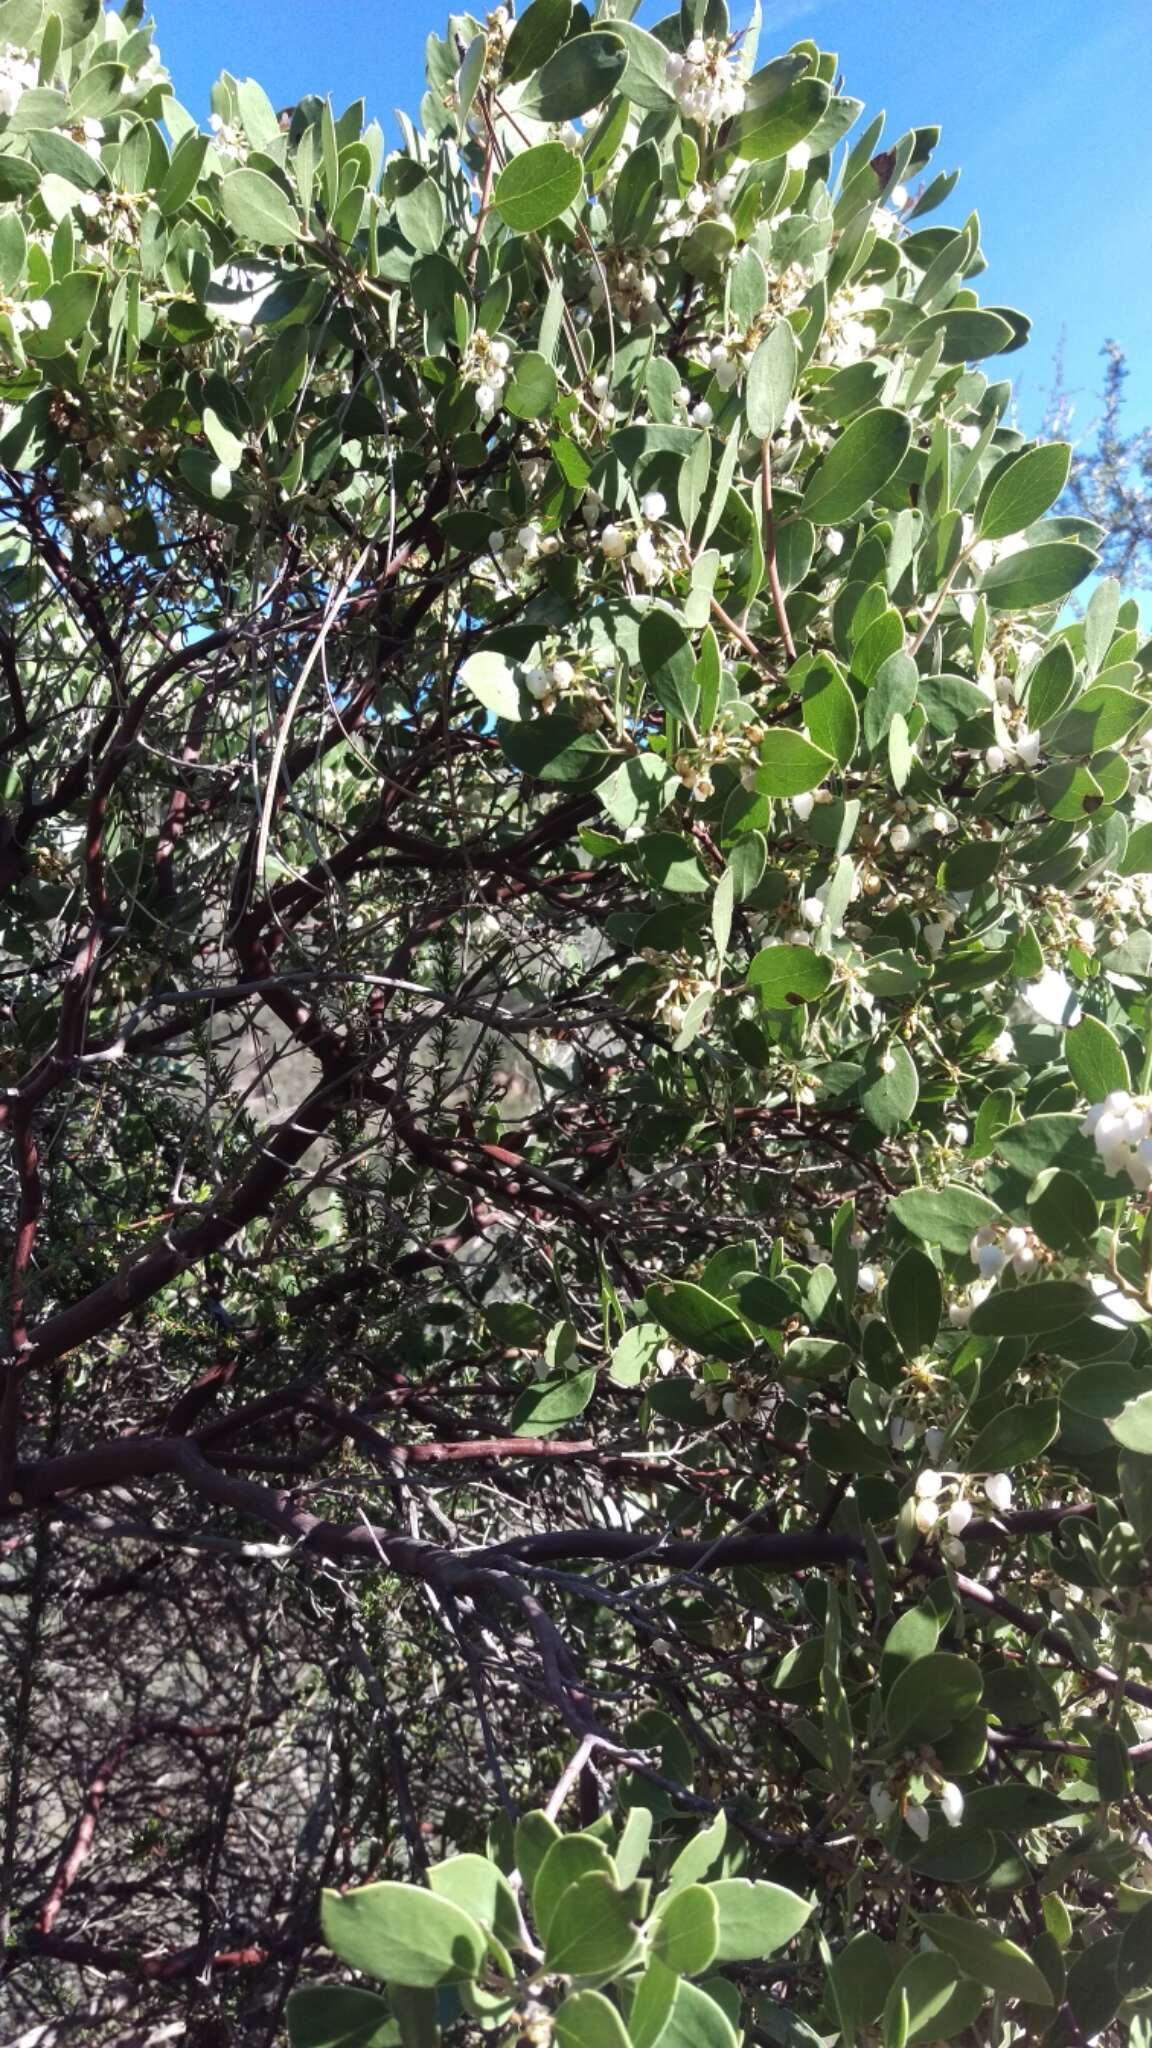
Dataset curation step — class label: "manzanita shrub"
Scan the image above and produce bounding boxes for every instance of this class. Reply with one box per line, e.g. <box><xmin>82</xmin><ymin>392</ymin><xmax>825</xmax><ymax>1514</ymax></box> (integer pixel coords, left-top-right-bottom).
<box><xmin>1</xmin><ymin>0</ymin><xmax>1152</xmax><ymax>2043</ymax></box>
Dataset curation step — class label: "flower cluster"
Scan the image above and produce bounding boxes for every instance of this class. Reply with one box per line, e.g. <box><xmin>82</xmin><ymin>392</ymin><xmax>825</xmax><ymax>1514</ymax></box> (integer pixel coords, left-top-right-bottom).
<box><xmin>588</xmin><ymin>245</ymin><xmax>663</xmax><ymax>322</ymax></box>
<box><xmin>599</xmin><ymin>491</ymin><xmax>683</xmax><ymax>589</ymax></box>
<box><xmin>641</xmin><ymin>952</ymin><xmax>716</xmax><ymax>1038</ymax></box>
<box><xmin>0</xmin><ymin>43</ymin><xmax>37</xmax><ymax>120</ymax></box>
<box><xmin>208</xmin><ymin>111</ymin><xmax>247</xmax><ymax>162</ymax></box>
<box><xmin>1081</xmin><ymin>1090</ymin><xmax>1152</xmax><ymax>1188</ymax></box>
<box><xmin>983</xmin><ymin>727</ymin><xmax>1042</xmax><ymax>774</ymax></box>
<box><xmin>461</xmin><ymin>329</ymin><xmax>511</xmax><ymax>418</ymax></box>
<box><xmin>818</xmin><ymin>281</ymin><xmax>887</xmax><ymax>369</ymax></box>
<box><xmin>70</xmin><ymin>116</ymin><xmax>104</xmax><ymax>161</ymax></box>
<box><xmin>0</xmin><ymin>293</ymin><xmax>50</xmax><ymax>341</ymax></box>
<box><xmin>74</xmin><ymin>491</ymin><xmax>126</xmax><ymax>539</ymax></box>
<box><xmin>674</xmin><ymin>716</ymin><xmax>765</xmax><ymax>804</ymax></box>
<box><xmin>912</xmin><ymin>1467</ymin><xmax>1013</xmax><ymax>1562</ymax></box>
<box><xmin>969</xmin><ymin>1220</ymin><xmax>1044</xmax><ymax>1282</ymax></box>
<box><xmin>869</xmin><ymin>1775</ymin><xmax>965</xmax><ymax>1837</ymax></box>
<box><xmin>664</xmin><ymin>37</ymin><xmax>746</xmax><ymax>127</ymax></box>
<box><xmin>521</xmin><ymin>645</ymin><xmax>613</xmax><ymax>724</ymax></box>
<box><xmin>488</xmin><ymin>518</ymin><xmax>558</xmax><ymax>583</ymax></box>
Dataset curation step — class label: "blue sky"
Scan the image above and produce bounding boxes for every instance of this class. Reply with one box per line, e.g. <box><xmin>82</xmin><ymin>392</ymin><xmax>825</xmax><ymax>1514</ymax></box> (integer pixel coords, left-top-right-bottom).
<box><xmin>153</xmin><ymin>0</ymin><xmax>1151</xmax><ymax>444</ymax></box>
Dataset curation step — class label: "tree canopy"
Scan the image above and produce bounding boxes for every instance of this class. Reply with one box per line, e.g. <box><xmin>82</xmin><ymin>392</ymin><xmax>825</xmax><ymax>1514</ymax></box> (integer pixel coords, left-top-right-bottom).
<box><xmin>1</xmin><ymin>2</ymin><xmax>1151</xmax><ymax>2045</ymax></box>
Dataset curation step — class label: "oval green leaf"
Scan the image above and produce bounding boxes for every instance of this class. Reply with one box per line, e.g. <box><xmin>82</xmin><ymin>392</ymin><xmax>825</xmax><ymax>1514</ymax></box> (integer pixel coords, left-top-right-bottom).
<box><xmin>800</xmin><ymin>408</ymin><xmax>912</xmax><ymax>525</ymax></box>
<box><xmin>494</xmin><ymin>141</ymin><xmax>583</xmax><ymax>233</ymax></box>
<box><xmin>219</xmin><ymin>167</ymin><xmax>303</xmax><ymax>247</ymax></box>
<box><xmin>321</xmin><ymin>1881</ymin><xmax>486</xmax><ymax>1988</ymax></box>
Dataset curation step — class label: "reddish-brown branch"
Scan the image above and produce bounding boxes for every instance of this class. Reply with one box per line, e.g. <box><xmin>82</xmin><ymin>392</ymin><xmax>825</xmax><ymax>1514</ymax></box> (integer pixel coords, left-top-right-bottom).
<box><xmin>37</xmin><ymin>1712</ymin><xmax>286</xmax><ymax>1937</ymax></box>
<box><xmin>1</xmin><ymin>1109</ymin><xmax>42</xmax><ymax>1494</ymax></box>
<box><xmin>15</xmin><ymin>1930</ymin><xmax>273</xmax><ymax>1981</ymax></box>
<box><xmin>11</xmin><ymin>1057</ymin><xmax>361</xmax><ymax>1375</ymax></box>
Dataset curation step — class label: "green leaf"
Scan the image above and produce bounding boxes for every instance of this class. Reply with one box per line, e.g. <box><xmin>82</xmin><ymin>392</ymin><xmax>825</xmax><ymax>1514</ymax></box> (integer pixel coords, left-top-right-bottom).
<box><xmin>609</xmin><ymin>20</ymin><xmax>677</xmax><ymax>110</ymax></box>
<box><xmin>748</xmin><ymin>944</ymin><xmax>833</xmax><ymax>1010</ymax></box>
<box><xmin>712</xmin><ymin>867</ymin><xmax>734</xmax><ymax>962</ymax></box>
<box><xmin>494</xmin><ymin>142</ymin><xmax>582</xmax><ymax>232</ymax></box>
<box><xmin>909</xmin><ymin>308</ymin><xmax>1014</xmax><ymax>363</ymax></box>
<box><xmin>508</xmin><ymin>1367</ymin><xmax>596</xmax><ymax>1436</ymax></box>
<box><xmin>27</xmin><ymin>127</ymin><xmax>108</xmax><ymax>189</ymax></box>
<box><xmin>1118</xmin><ymin>821</ymin><xmax>1152</xmax><ymax>876</ymax></box>
<box><xmin>639</xmin><ymin>609</ymin><xmax>698</xmax><ymax>725</ymax></box>
<box><xmin>890</xmin><ymin>1184</ymin><xmax>1002</xmax><ymax>1254</ymax></box>
<box><xmin>666</xmin><ymin>1813</ymin><xmax>727</xmax><ymax>1895</ymax></box>
<box><xmin>625</xmin><ymin>832</ymin><xmax>709</xmax><ymax>894</ymax></box>
<box><xmin>0</xmin><ymin>211</ymin><xmax>24</xmax><ymax>295</ymax></box>
<box><xmin>456</xmin><ymin>33</ymin><xmax>487</xmax><ymax>133</ymax></box>
<box><xmin>1028</xmin><ymin>1169</ymin><xmax>1097</xmax><ymax>1253</ymax></box>
<box><xmin>705</xmin><ymin>1879</ymin><xmax>812</xmax><ymax>1961</ymax></box>
<box><xmin>886</xmin><ymin>1247</ymin><xmax>941</xmax><ymax>1360</ymax></box>
<box><xmin>29</xmin><ymin>269</ymin><xmax>99</xmax><ymax>350</ymax></box>
<box><xmin>728</xmin><ymin>76</ymin><xmax>830</xmax><ymax>162</ymax></box>
<box><xmin>614</xmin><ymin>1806</ymin><xmax>653</xmax><ymax>1888</ymax></box>
<box><xmin>427</xmin><ymin>1855</ymin><xmax>520</xmax><ymax>1950</ymax></box>
<box><xmin>968</xmin><ymin>1286</ymin><xmax>1091</xmax><ymax>1338</ymax></box>
<box><xmin>56</xmin><ymin>0</ymin><xmax>102</xmax><ymax>44</ymax></box>
<box><xmin>656</xmin><ymin>1979</ymin><xmax>737</xmax><ymax>2048</ymax></box>
<box><xmin>963</xmin><ymin>1785</ymin><xmax>1069</xmax><ymax>1829</ymax></box>
<box><xmin>203</xmin><ymin>407</ymin><xmax>244</xmax><ymax>471</ymax></box>
<box><xmin>755</xmin><ymin>729</ymin><xmax>834</xmax><ymax>797</ymax></box>
<box><xmin>533</xmin><ymin>1834</ymin><xmax>615</xmax><ymax>1941</ymax></box>
<box><xmin>235</xmin><ymin>76</ymin><xmax>283</xmax><ymax>150</ymax></box>
<box><xmin>287</xmin><ymin>1986</ymin><xmax>397</xmax><ymax>2048</ymax></box>
<box><xmin>630</xmin><ymin>1958</ymin><xmax>680</xmax><ymax>2048</ymax></box>
<box><xmin>503</xmin><ymin>0</ymin><xmax>572</xmax><ymax>83</ymax></box>
<box><xmin>1062</xmin><ymin>1362</ymin><xmax>1150</xmax><ymax>1419</ymax></box>
<box><xmin>219</xmin><ymin>167</ymin><xmax>303</xmax><ymax>247</ymax></box>
<box><xmin>831</xmin><ymin>1932</ymin><xmax>896</xmax><ymax>2035</ymax></box>
<box><xmin>802</xmin><ymin>656</ymin><xmax>859</xmax><ymax>769</ymax></box>
<box><xmin>1108</xmin><ymin>1390</ymin><xmax>1152</xmax><ymax>1456</ymax></box>
<box><xmin>1025</xmin><ymin>639</ymin><xmax>1077</xmax><ymax>725</ymax></box>
<box><xmin>517</xmin><ymin>31</ymin><xmax>628</xmax><ymax>122</ymax></box>
<box><xmin>997</xmin><ymin>1115</ymin><xmax>1085</xmax><ymax>1179</ymax></box>
<box><xmin>157</xmin><ymin>134</ymin><xmax>208</xmax><ymax>219</ymax></box>
<box><xmin>395</xmin><ymin>179</ymin><xmax>446</xmax><ymax>255</ymax></box>
<box><xmin>598</xmin><ymin>754</ymin><xmax>678</xmax><ymax>831</ymax></box>
<box><xmin>505</xmin><ymin>350</ymin><xmax>558</xmax><ymax>420</ymax></box>
<box><xmin>964</xmin><ymin>1398</ymin><xmax>1060</xmax><ymax>1470</ymax></box>
<box><xmin>555</xmin><ymin>1991</ymin><xmax>631</xmax><ymax>2048</ymax></box>
<box><xmin>515</xmin><ymin>1812</ymin><xmax>560</xmax><ymax>1896</ymax></box>
<box><xmin>883</xmin><ymin>1956</ymin><xmax>982</xmax><ymax>2047</ymax></box>
<box><xmin>861</xmin><ymin>1041</ymin><xmax>918</xmax><ymax>1136</ymax></box>
<box><xmin>321</xmin><ymin>1882</ymin><xmax>486</xmax><ymax>1988</ymax></box>
<box><xmin>745</xmin><ymin>320</ymin><xmax>798</xmax><ymax>439</ymax></box>
<box><xmin>1050</xmin><ymin>683</ymin><xmax>1150</xmax><ymax>756</ymax></box>
<box><xmin>940</xmin><ymin>839</ymin><xmax>1001</xmax><ymax>891</ymax></box>
<box><xmin>800</xmin><ymin>408</ymin><xmax>913</xmax><ymax>525</ymax></box>
<box><xmin>0</xmin><ymin>154</ymin><xmax>40</xmax><ymax>199</ymax></box>
<box><xmin>1064</xmin><ymin>1015</ymin><xmax>1130</xmax><ymax>1100</ymax></box>
<box><xmin>1118</xmin><ymin>1898</ymin><xmax>1152</xmax><ymax>1995</ymax></box>
<box><xmin>645</xmin><ymin>1280</ymin><xmax>755</xmax><ymax>1362</ymax></box>
<box><xmin>70</xmin><ymin>61</ymin><xmax>127</xmax><ymax>119</ymax></box>
<box><xmin>978</xmin><ymin>442</ymin><xmax>1072</xmax><ymax>542</ymax></box>
<box><xmin>650</xmin><ymin>1885</ymin><xmax>719</xmax><ymax>1974</ymax></box>
<box><xmin>543</xmin><ymin>1873</ymin><xmax>639</xmax><ymax>1975</ymax></box>
<box><xmin>389</xmin><ymin>1987</ymin><xmax>440</xmax><ymax>2048</ymax></box>
<box><xmin>918</xmin><ymin>1914</ymin><xmax>1055</xmax><ymax>2008</ymax></box>
<box><xmin>880</xmin><ymin>1603</ymin><xmax>943</xmax><ymax>1692</ymax></box>
<box><xmin>979</xmin><ymin>542</ymin><xmax>1097</xmax><ymax>611</ymax></box>
<box><xmin>460</xmin><ymin>650</ymin><xmax>521</xmax><ymax>721</ymax></box>
<box><xmin>885</xmin><ymin>1654</ymin><xmax>983</xmax><ymax>1744</ymax></box>
<box><xmin>498</xmin><ymin>713</ymin><xmax>615</xmax><ymax>783</ymax></box>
